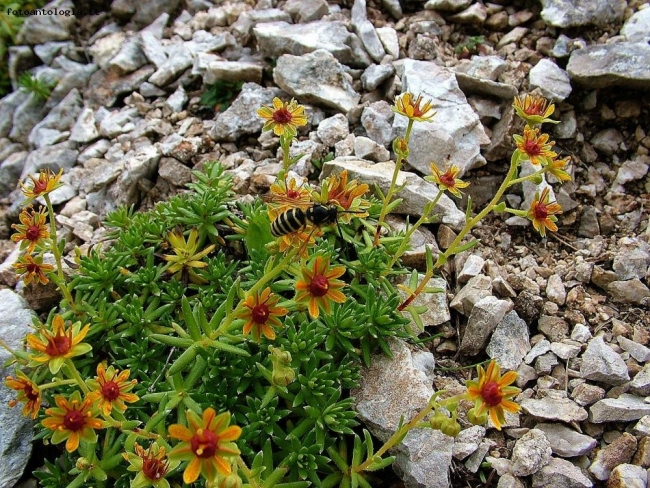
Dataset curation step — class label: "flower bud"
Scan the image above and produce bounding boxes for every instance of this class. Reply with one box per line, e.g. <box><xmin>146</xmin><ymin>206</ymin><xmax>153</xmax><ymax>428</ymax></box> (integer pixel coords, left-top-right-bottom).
<box><xmin>272</xmin><ymin>367</ymin><xmax>295</xmax><ymax>387</ymax></box>
<box><xmin>467</xmin><ymin>407</ymin><xmax>488</xmax><ymax>426</ymax></box>
<box><xmin>429</xmin><ymin>412</ymin><xmax>448</xmax><ymax>430</ymax></box>
<box><xmin>75</xmin><ymin>457</ymin><xmax>91</xmax><ymax>471</ymax></box>
<box><xmin>440</xmin><ymin>418</ymin><xmax>461</xmax><ymax>437</ymax></box>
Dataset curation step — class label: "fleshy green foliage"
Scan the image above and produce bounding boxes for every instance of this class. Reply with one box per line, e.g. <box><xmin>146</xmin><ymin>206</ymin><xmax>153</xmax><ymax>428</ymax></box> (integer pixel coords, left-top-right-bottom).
<box><xmin>18</xmin><ymin>71</ymin><xmax>56</xmax><ymax>101</ymax></box>
<box><xmin>33</xmin><ymin>161</ymin><xmax>414</xmax><ymax>486</ymax></box>
<box><xmin>455</xmin><ymin>35</ymin><xmax>485</xmax><ymax>58</ymax></box>
<box><xmin>0</xmin><ymin>0</ymin><xmax>46</xmax><ymax>95</ymax></box>
<box><xmin>199</xmin><ymin>79</ymin><xmax>244</xmax><ymax>112</ymax></box>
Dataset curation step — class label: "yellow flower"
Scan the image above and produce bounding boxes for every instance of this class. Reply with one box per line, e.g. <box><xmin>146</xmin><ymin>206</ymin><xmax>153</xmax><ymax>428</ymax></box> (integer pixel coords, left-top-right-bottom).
<box><xmin>162</xmin><ymin>228</ymin><xmax>215</xmax><ymax>284</ymax></box>
<box><xmin>513</xmin><ymin>93</ymin><xmax>558</xmax><ymax>126</ymax></box>
<box><xmin>13</xmin><ymin>254</ymin><xmax>55</xmax><ymax>285</ymax></box>
<box><xmin>257</xmin><ymin>97</ymin><xmax>308</xmax><ymax>137</ymax></box>
<box><xmin>276</xmin><ymin>227</ymin><xmax>318</xmax><ymax>258</ymax></box>
<box><xmin>527</xmin><ymin>187</ymin><xmax>563</xmax><ymax>237</ymax></box>
<box><xmin>168</xmin><ymin>408</ymin><xmax>242</xmax><ymax>484</ymax></box>
<box><xmin>295</xmin><ymin>256</ymin><xmax>346</xmax><ymax>319</ymax></box>
<box><xmin>236</xmin><ymin>287</ymin><xmax>288</xmax><ymax>341</ymax></box>
<box><xmin>546</xmin><ymin>156</ymin><xmax>572</xmax><ymax>183</ymax></box>
<box><xmin>5</xmin><ymin>370</ymin><xmax>41</xmax><ymax>419</ymax></box>
<box><xmin>466</xmin><ymin>361</ymin><xmax>520</xmax><ymax>431</ymax></box>
<box><xmin>316</xmin><ymin>170</ymin><xmax>370</xmax><ymax>222</ymax></box>
<box><xmin>41</xmin><ymin>391</ymin><xmax>104</xmax><ymax>452</ymax></box>
<box><xmin>20</xmin><ymin>168</ymin><xmax>63</xmax><ymax>200</ymax></box>
<box><xmin>86</xmin><ymin>363</ymin><xmax>139</xmax><ymax>417</ymax></box>
<box><xmin>26</xmin><ymin>314</ymin><xmax>92</xmax><ymax>374</ymax></box>
<box><xmin>124</xmin><ymin>442</ymin><xmax>180</xmax><ymax>488</ymax></box>
<box><xmin>393</xmin><ymin>92</ymin><xmax>436</xmax><ymax>122</ymax></box>
<box><xmin>11</xmin><ymin>206</ymin><xmax>50</xmax><ymax>253</ymax></box>
<box><xmin>513</xmin><ymin>126</ymin><xmax>557</xmax><ymax>166</ymax></box>
<box><xmin>425</xmin><ymin>163</ymin><xmax>470</xmax><ymax>198</ymax></box>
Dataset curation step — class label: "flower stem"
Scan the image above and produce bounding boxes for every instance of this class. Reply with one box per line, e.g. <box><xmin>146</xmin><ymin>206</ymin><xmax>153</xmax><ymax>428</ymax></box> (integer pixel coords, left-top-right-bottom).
<box><xmin>64</xmin><ymin>359</ymin><xmax>90</xmax><ymax>394</ymax></box>
<box><xmin>374</xmin><ymin>120</ymin><xmax>414</xmax><ymax>246</ymax></box>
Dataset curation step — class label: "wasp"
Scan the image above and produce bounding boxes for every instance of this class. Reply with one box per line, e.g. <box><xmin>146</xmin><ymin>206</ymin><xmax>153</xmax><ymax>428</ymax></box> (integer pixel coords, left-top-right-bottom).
<box><xmin>270</xmin><ymin>204</ymin><xmax>341</xmax><ymax>237</ymax></box>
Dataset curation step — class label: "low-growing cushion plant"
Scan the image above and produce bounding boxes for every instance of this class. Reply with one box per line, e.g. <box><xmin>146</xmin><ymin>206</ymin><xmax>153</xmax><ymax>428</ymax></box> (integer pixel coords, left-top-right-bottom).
<box><xmin>4</xmin><ymin>92</ymin><xmax>570</xmax><ymax>487</ymax></box>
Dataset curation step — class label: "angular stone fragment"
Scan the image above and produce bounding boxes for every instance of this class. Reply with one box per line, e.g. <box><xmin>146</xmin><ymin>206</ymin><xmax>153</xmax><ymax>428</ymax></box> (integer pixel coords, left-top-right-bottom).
<box><xmin>534</xmin><ymin>423</ymin><xmax>597</xmax><ymax>457</ymax></box>
<box><xmin>274</xmin><ymin>50</ymin><xmax>360</xmax><ymax>113</ymax></box>
<box><xmin>589</xmin><ymin>394</ymin><xmax>650</xmax><ymax>423</ymax></box>
<box><xmin>460</xmin><ymin>296</ymin><xmax>513</xmax><ymax>356</ymax></box>
<box><xmin>567</xmin><ymin>42</ymin><xmax>650</xmax><ymax>90</ymax></box>
<box><xmin>510</xmin><ymin>429</ymin><xmax>552</xmax><ymax>477</ymax></box>
<box><xmin>540</xmin><ymin>0</ymin><xmax>626</xmax><ymax>28</ymax></box>
<box><xmin>486</xmin><ymin>311</ymin><xmax>530</xmax><ymax>370</ymax></box>
<box><xmin>580</xmin><ymin>336</ymin><xmax>629</xmax><ymax>385</ymax></box>
<box><xmin>531</xmin><ymin>458</ymin><xmax>593</xmax><ymax>488</ymax></box>
<box><xmin>589</xmin><ymin>432</ymin><xmax>636</xmax><ymax>481</ymax></box>
<box><xmin>521</xmin><ymin>396</ymin><xmax>588</xmax><ymax>423</ymax></box>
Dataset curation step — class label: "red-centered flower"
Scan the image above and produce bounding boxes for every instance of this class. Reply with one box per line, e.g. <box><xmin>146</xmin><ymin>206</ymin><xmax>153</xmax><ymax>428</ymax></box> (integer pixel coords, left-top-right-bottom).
<box><xmin>393</xmin><ymin>92</ymin><xmax>436</xmax><ymax>122</ymax></box>
<box><xmin>465</xmin><ymin>361</ymin><xmax>520</xmax><ymax>431</ymax></box>
<box><xmin>267</xmin><ymin>177</ymin><xmax>312</xmax><ymax>213</ymax></box>
<box><xmin>13</xmin><ymin>254</ymin><xmax>55</xmax><ymax>285</ymax></box>
<box><xmin>295</xmin><ymin>256</ymin><xmax>346</xmax><ymax>319</ymax></box>
<box><xmin>527</xmin><ymin>187</ymin><xmax>563</xmax><ymax>237</ymax></box>
<box><xmin>11</xmin><ymin>206</ymin><xmax>50</xmax><ymax>253</ymax></box>
<box><xmin>317</xmin><ymin>170</ymin><xmax>370</xmax><ymax>222</ymax></box>
<box><xmin>41</xmin><ymin>391</ymin><xmax>104</xmax><ymax>452</ymax></box>
<box><xmin>124</xmin><ymin>442</ymin><xmax>180</xmax><ymax>488</ymax></box>
<box><xmin>513</xmin><ymin>93</ymin><xmax>558</xmax><ymax>126</ymax></box>
<box><xmin>257</xmin><ymin>97</ymin><xmax>308</xmax><ymax>137</ymax></box>
<box><xmin>236</xmin><ymin>287</ymin><xmax>288</xmax><ymax>342</ymax></box>
<box><xmin>168</xmin><ymin>408</ymin><xmax>242</xmax><ymax>484</ymax></box>
<box><xmin>546</xmin><ymin>156</ymin><xmax>572</xmax><ymax>183</ymax></box>
<box><xmin>513</xmin><ymin>126</ymin><xmax>557</xmax><ymax>166</ymax></box>
<box><xmin>20</xmin><ymin>168</ymin><xmax>63</xmax><ymax>200</ymax></box>
<box><xmin>425</xmin><ymin>163</ymin><xmax>470</xmax><ymax>198</ymax></box>
<box><xmin>5</xmin><ymin>370</ymin><xmax>41</xmax><ymax>419</ymax></box>
<box><xmin>87</xmin><ymin>363</ymin><xmax>139</xmax><ymax>416</ymax></box>
<box><xmin>26</xmin><ymin>314</ymin><xmax>92</xmax><ymax>374</ymax></box>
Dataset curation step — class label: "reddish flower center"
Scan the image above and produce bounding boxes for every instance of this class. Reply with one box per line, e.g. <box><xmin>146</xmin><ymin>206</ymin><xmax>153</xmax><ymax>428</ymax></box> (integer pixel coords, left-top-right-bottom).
<box><xmin>439</xmin><ymin>172</ymin><xmax>456</xmax><ymax>188</ymax></box>
<box><xmin>26</xmin><ymin>262</ymin><xmax>41</xmax><ymax>273</ymax></box>
<box><xmin>310</xmin><ymin>275</ymin><xmax>330</xmax><ymax>297</ymax></box>
<box><xmin>286</xmin><ymin>189</ymin><xmax>300</xmax><ymax>199</ymax></box>
<box><xmin>32</xmin><ymin>179</ymin><xmax>48</xmax><ymax>195</ymax></box>
<box><xmin>532</xmin><ymin>202</ymin><xmax>549</xmax><ymax>221</ymax></box>
<box><xmin>523</xmin><ymin>139</ymin><xmax>541</xmax><ymax>156</ymax></box>
<box><xmin>25</xmin><ymin>385</ymin><xmax>39</xmax><ymax>401</ymax></box>
<box><xmin>63</xmin><ymin>409</ymin><xmax>85</xmax><ymax>431</ymax></box>
<box><xmin>26</xmin><ymin>225</ymin><xmax>41</xmax><ymax>241</ymax></box>
<box><xmin>526</xmin><ymin>100</ymin><xmax>545</xmax><ymax>115</ymax></box>
<box><xmin>251</xmin><ymin>304</ymin><xmax>270</xmax><ymax>324</ymax></box>
<box><xmin>481</xmin><ymin>381</ymin><xmax>503</xmax><ymax>407</ymax></box>
<box><xmin>272</xmin><ymin>108</ymin><xmax>292</xmax><ymax>124</ymax></box>
<box><xmin>142</xmin><ymin>456</ymin><xmax>168</xmax><ymax>480</ymax></box>
<box><xmin>101</xmin><ymin>381</ymin><xmax>121</xmax><ymax>401</ymax></box>
<box><xmin>190</xmin><ymin>429</ymin><xmax>219</xmax><ymax>458</ymax></box>
<box><xmin>45</xmin><ymin>332</ymin><xmax>72</xmax><ymax>357</ymax></box>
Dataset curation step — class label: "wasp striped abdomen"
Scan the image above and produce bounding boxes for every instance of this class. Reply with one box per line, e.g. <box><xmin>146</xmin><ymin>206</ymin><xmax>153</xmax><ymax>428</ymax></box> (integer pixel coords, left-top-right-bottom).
<box><xmin>270</xmin><ymin>208</ymin><xmax>307</xmax><ymax>237</ymax></box>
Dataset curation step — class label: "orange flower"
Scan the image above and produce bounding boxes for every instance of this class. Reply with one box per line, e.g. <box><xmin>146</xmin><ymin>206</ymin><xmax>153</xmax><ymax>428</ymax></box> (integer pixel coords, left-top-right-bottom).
<box><xmin>26</xmin><ymin>314</ymin><xmax>92</xmax><ymax>374</ymax></box>
<box><xmin>546</xmin><ymin>156</ymin><xmax>572</xmax><ymax>183</ymax></box>
<box><xmin>317</xmin><ymin>170</ymin><xmax>370</xmax><ymax>222</ymax></box>
<box><xmin>236</xmin><ymin>287</ymin><xmax>288</xmax><ymax>341</ymax></box>
<box><xmin>20</xmin><ymin>168</ymin><xmax>63</xmax><ymax>200</ymax></box>
<box><xmin>527</xmin><ymin>187</ymin><xmax>562</xmax><ymax>237</ymax></box>
<box><xmin>11</xmin><ymin>206</ymin><xmax>50</xmax><ymax>253</ymax></box>
<box><xmin>466</xmin><ymin>361</ymin><xmax>520</xmax><ymax>431</ymax></box>
<box><xmin>393</xmin><ymin>92</ymin><xmax>436</xmax><ymax>122</ymax></box>
<box><xmin>5</xmin><ymin>370</ymin><xmax>41</xmax><ymax>419</ymax></box>
<box><xmin>513</xmin><ymin>126</ymin><xmax>557</xmax><ymax>166</ymax></box>
<box><xmin>41</xmin><ymin>391</ymin><xmax>104</xmax><ymax>452</ymax></box>
<box><xmin>267</xmin><ymin>177</ymin><xmax>312</xmax><ymax>213</ymax></box>
<box><xmin>168</xmin><ymin>408</ymin><xmax>242</xmax><ymax>484</ymax></box>
<box><xmin>13</xmin><ymin>254</ymin><xmax>55</xmax><ymax>285</ymax></box>
<box><xmin>425</xmin><ymin>163</ymin><xmax>470</xmax><ymax>198</ymax></box>
<box><xmin>257</xmin><ymin>97</ymin><xmax>308</xmax><ymax>137</ymax></box>
<box><xmin>87</xmin><ymin>363</ymin><xmax>139</xmax><ymax>416</ymax></box>
<box><xmin>295</xmin><ymin>256</ymin><xmax>346</xmax><ymax>318</ymax></box>
<box><xmin>124</xmin><ymin>442</ymin><xmax>180</xmax><ymax>488</ymax></box>
<box><xmin>513</xmin><ymin>94</ymin><xmax>558</xmax><ymax>126</ymax></box>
